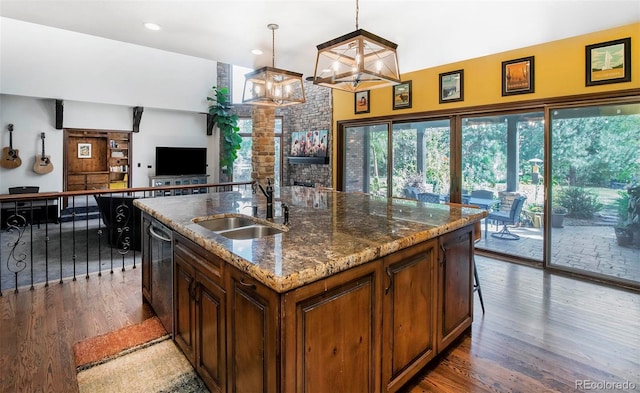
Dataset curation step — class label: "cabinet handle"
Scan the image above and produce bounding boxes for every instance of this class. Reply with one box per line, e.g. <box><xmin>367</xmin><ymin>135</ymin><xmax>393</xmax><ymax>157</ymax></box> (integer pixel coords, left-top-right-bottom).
<box><xmin>194</xmin><ymin>282</ymin><xmax>201</xmax><ymax>305</ymax></box>
<box><xmin>439</xmin><ymin>243</ymin><xmax>447</xmax><ymax>266</ymax></box>
<box><xmin>149</xmin><ymin>225</ymin><xmax>171</xmax><ymax>242</ymax></box>
<box><xmin>239</xmin><ymin>278</ymin><xmax>257</xmax><ymax>290</ymax></box>
<box><xmin>384</xmin><ymin>266</ymin><xmax>393</xmax><ymax>295</ymax></box>
<box><xmin>189</xmin><ymin>280</ymin><xmax>196</xmax><ymax>299</ymax></box>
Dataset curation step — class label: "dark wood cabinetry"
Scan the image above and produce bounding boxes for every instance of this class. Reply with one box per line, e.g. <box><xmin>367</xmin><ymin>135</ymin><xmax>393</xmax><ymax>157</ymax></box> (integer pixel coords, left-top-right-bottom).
<box><xmin>437</xmin><ymin>225</ymin><xmax>474</xmax><ymax>350</ymax></box>
<box><xmin>173</xmin><ymin>234</ymin><xmax>226</xmax><ymax>393</ymax></box>
<box><xmin>162</xmin><ymin>225</ymin><xmax>475</xmax><ymax>393</ymax></box>
<box><xmin>382</xmin><ymin>239</ymin><xmax>438</xmax><ymax>393</ymax></box>
<box><xmin>228</xmin><ymin>266</ymin><xmax>280</xmax><ymax>393</ymax></box>
<box><xmin>283</xmin><ymin>262</ymin><xmax>381</xmax><ymax>393</ymax></box>
<box><xmin>64</xmin><ymin>129</ymin><xmax>131</xmax><ymax>192</ymax></box>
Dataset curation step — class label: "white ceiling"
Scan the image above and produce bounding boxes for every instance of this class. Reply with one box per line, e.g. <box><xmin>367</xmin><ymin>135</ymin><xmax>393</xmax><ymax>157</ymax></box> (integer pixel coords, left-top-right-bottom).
<box><xmin>1</xmin><ymin>0</ymin><xmax>639</xmax><ymax>78</ymax></box>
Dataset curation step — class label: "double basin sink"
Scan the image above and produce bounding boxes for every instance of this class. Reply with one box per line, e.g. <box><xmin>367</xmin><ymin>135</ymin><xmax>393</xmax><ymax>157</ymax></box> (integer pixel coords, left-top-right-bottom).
<box><xmin>192</xmin><ymin>215</ymin><xmax>285</xmax><ymax>240</ymax></box>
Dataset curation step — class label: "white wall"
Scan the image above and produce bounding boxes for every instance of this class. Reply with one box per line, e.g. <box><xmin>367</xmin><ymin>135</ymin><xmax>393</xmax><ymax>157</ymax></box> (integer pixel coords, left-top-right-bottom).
<box><xmin>0</xmin><ymin>95</ymin><xmax>63</xmax><ymax>193</ymax></box>
<box><xmin>0</xmin><ymin>17</ymin><xmax>216</xmax><ymax>112</ymax></box>
<box><xmin>0</xmin><ymin>95</ymin><xmax>219</xmax><ymax>192</ymax></box>
<box><xmin>0</xmin><ymin>17</ymin><xmax>221</xmax><ymax>193</ymax></box>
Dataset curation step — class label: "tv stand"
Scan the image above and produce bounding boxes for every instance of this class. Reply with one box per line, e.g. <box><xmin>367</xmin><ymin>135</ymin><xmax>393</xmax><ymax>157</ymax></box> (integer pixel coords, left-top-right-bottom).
<box><xmin>150</xmin><ymin>175</ymin><xmax>209</xmax><ymax>197</ymax></box>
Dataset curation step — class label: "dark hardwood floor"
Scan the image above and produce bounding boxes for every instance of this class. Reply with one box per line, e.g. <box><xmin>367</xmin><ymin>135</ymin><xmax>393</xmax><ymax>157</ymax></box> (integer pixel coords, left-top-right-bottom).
<box><xmin>1</xmin><ymin>256</ymin><xmax>639</xmax><ymax>393</ymax></box>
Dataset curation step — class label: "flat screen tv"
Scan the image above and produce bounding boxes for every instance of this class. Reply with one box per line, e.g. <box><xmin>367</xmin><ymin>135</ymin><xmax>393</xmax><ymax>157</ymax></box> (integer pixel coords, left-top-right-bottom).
<box><xmin>155</xmin><ymin>147</ymin><xmax>207</xmax><ymax>176</ymax></box>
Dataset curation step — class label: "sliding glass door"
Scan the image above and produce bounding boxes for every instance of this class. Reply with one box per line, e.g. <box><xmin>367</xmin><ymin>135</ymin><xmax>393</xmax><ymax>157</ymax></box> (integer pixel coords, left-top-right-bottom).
<box><xmin>343</xmin><ymin>123</ymin><xmax>389</xmax><ymax>195</ymax></box>
<box><xmin>392</xmin><ymin>120</ymin><xmax>450</xmax><ymax>200</ymax></box>
<box><xmin>549</xmin><ymin>102</ymin><xmax>640</xmax><ymax>285</ymax></box>
<box><xmin>461</xmin><ymin>111</ymin><xmax>544</xmax><ymax>262</ymax></box>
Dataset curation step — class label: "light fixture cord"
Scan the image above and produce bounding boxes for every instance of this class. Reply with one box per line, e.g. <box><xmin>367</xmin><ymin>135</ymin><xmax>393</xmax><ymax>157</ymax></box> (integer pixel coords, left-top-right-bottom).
<box><xmin>271</xmin><ymin>27</ymin><xmax>276</xmax><ymax>67</ymax></box>
<box><xmin>355</xmin><ymin>0</ymin><xmax>359</xmax><ymax>29</ymax></box>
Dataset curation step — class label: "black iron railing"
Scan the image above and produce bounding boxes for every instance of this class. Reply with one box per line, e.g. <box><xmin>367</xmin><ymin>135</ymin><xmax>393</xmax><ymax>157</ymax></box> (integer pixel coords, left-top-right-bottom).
<box><xmin>0</xmin><ymin>181</ymin><xmax>252</xmax><ymax>294</ymax></box>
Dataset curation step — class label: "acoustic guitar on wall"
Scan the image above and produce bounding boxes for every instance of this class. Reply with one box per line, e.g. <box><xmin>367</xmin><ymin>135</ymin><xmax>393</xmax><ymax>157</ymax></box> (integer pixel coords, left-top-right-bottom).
<box><xmin>1</xmin><ymin>123</ymin><xmax>22</xmax><ymax>169</ymax></box>
<box><xmin>33</xmin><ymin>132</ymin><xmax>54</xmax><ymax>175</ymax></box>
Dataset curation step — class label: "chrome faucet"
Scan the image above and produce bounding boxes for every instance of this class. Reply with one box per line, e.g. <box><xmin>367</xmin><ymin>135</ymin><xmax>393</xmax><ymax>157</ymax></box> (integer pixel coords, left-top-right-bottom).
<box><xmin>257</xmin><ymin>178</ymin><xmax>274</xmax><ymax>220</ymax></box>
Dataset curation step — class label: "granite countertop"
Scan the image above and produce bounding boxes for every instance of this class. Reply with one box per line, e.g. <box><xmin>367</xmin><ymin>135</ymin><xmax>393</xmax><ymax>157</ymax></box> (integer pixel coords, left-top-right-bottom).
<box><xmin>134</xmin><ymin>186</ymin><xmax>487</xmax><ymax>293</ymax></box>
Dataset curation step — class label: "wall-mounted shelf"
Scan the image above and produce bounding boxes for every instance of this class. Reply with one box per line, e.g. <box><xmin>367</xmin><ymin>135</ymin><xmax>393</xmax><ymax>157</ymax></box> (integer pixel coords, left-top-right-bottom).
<box><xmin>287</xmin><ymin>156</ymin><xmax>329</xmax><ymax>165</ymax></box>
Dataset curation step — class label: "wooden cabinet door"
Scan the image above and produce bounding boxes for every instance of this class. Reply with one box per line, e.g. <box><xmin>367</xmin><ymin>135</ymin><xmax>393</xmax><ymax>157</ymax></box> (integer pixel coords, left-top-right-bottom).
<box><xmin>437</xmin><ymin>225</ymin><xmax>474</xmax><ymax>350</ymax></box>
<box><xmin>174</xmin><ymin>250</ymin><xmax>196</xmax><ymax>365</ymax></box>
<box><xmin>227</xmin><ymin>267</ymin><xmax>280</xmax><ymax>393</ymax></box>
<box><xmin>141</xmin><ymin>215</ymin><xmax>152</xmax><ymax>303</ymax></box>
<box><xmin>283</xmin><ymin>262</ymin><xmax>382</xmax><ymax>393</ymax></box>
<box><xmin>382</xmin><ymin>239</ymin><xmax>437</xmax><ymax>393</ymax></box>
<box><xmin>195</xmin><ymin>271</ymin><xmax>226</xmax><ymax>393</ymax></box>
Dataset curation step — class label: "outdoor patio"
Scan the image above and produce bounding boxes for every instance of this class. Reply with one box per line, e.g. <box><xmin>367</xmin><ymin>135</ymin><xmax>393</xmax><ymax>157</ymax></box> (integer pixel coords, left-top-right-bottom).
<box><xmin>478</xmin><ymin>220</ymin><xmax>640</xmax><ymax>283</ymax></box>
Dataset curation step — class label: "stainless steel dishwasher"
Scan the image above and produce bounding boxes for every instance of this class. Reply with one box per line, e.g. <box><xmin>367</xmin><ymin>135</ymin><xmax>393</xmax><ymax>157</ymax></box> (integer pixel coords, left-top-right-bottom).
<box><xmin>146</xmin><ymin>215</ymin><xmax>174</xmax><ymax>336</ymax></box>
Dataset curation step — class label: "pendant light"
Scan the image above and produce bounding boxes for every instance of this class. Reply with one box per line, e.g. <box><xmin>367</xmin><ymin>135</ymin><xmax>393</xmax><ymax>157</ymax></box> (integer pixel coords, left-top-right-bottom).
<box><xmin>242</xmin><ymin>24</ymin><xmax>305</xmax><ymax>106</ymax></box>
<box><xmin>313</xmin><ymin>0</ymin><xmax>401</xmax><ymax>92</ymax></box>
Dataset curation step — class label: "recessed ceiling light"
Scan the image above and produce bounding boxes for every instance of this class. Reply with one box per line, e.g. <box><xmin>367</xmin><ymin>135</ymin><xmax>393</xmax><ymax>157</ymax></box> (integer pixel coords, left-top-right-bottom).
<box><xmin>144</xmin><ymin>22</ymin><xmax>161</xmax><ymax>31</ymax></box>
<box><xmin>252</xmin><ymin>49</ymin><xmax>263</xmax><ymax>55</ymax></box>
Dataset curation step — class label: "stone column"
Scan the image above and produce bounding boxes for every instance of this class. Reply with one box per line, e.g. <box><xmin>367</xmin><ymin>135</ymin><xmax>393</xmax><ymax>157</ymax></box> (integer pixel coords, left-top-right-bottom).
<box><xmin>251</xmin><ymin>106</ymin><xmax>275</xmax><ymax>183</ymax></box>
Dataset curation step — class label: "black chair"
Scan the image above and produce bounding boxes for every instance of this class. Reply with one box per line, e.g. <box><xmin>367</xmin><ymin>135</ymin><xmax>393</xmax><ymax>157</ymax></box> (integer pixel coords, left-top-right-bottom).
<box><xmin>417</xmin><ymin>192</ymin><xmax>441</xmax><ymax>203</ymax></box>
<box><xmin>9</xmin><ymin>186</ymin><xmax>40</xmax><ymax>194</ymax></box>
<box><xmin>486</xmin><ymin>195</ymin><xmax>526</xmax><ymax>240</ymax></box>
<box><xmin>94</xmin><ymin>195</ymin><xmax>142</xmax><ymax>251</ymax></box>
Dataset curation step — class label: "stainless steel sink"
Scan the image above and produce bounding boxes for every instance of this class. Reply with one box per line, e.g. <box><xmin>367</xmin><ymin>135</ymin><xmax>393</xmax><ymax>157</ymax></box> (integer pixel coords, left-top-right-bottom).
<box><xmin>194</xmin><ymin>216</ymin><xmax>257</xmax><ymax>232</ymax></box>
<box><xmin>218</xmin><ymin>225</ymin><xmax>283</xmax><ymax>240</ymax></box>
<box><xmin>192</xmin><ymin>215</ymin><xmax>285</xmax><ymax>239</ymax></box>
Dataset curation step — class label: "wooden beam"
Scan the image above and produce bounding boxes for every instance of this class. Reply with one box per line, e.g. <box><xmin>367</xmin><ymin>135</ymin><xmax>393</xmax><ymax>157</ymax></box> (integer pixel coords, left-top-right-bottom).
<box><xmin>132</xmin><ymin>106</ymin><xmax>144</xmax><ymax>133</ymax></box>
<box><xmin>206</xmin><ymin>113</ymin><xmax>214</xmax><ymax>136</ymax></box>
<box><xmin>55</xmin><ymin>100</ymin><xmax>64</xmax><ymax>129</ymax></box>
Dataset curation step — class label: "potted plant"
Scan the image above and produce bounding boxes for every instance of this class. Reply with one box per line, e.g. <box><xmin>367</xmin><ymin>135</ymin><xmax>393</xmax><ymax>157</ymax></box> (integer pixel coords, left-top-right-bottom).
<box><xmin>525</xmin><ymin>203</ymin><xmax>544</xmax><ymax>228</ymax></box>
<box><xmin>207</xmin><ymin>86</ymin><xmax>240</xmax><ymax>179</ymax></box>
<box><xmin>551</xmin><ymin>206</ymin><xmax>567</xmax><ymax>228</ymax></box>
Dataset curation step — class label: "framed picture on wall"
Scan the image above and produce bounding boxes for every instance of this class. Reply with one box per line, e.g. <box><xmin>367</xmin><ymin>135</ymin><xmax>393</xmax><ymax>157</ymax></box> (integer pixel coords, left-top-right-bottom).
<box><xmin>439</xmin><ymin>70</ymin><xmax>464</xmax><ymax>103</ymax></box>
<box><xmin>78</xmin><ymin>143</ymin><xmax>92</xmax><ymax>159</ymax></box>
<box><xmin>502</xmin><ymin>56</ymin><xmax>535</xmax><ymax>96</ymax></box>
<box><xmin>392</xmin><ymin>81</ymin><xmax>412</xmax><ymax>109</ymax></box>
<box><xmin>585</xmin><ymin>37</ymin><xmax>631</xmax><ymax>86</ymax></box>
<box><xmin>354</xmin><ymin>90</ymin><xmax>370</xmax><ymax>114</ymax></box>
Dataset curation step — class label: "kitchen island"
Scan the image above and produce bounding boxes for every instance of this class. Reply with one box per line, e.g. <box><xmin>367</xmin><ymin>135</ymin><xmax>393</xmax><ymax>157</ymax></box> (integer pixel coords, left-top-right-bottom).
<box><xmin>135</xmin><ymin>186</ymin><xmax>487</xmax><ymax>393</ymax></box>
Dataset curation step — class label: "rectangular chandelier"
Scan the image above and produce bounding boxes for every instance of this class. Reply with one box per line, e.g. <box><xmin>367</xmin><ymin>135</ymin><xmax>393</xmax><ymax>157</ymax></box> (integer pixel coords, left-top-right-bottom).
<box><xmin>242</xmin><ymin>66</ymin><xmax>306</xmax><ymax>107</ymax></box>
<box><xmin>313</xmin><ymin>29</ymin><xmax>400</xmax><ymax>93</ymax></box>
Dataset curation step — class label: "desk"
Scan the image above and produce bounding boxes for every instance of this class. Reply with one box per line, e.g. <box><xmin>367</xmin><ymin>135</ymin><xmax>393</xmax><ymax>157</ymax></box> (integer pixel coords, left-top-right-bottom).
<box><xmin>465</xmin><ymin>197</ymin><xmax>500</xmax><ymax>211</ymax></box>
<box><xmin>1</xmin><ymin>198</ymin><xmax>59</xmax><ymax>228</ymax></box>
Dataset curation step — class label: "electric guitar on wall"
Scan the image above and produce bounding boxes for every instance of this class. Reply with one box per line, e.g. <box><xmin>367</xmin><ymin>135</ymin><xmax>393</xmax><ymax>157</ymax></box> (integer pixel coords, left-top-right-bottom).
<box><xmin>1</xmin><ymin>124</ymin><xmax>22</xmax><ymax>169</ymax></box>
<box><xmin>33</xmin><ymin>132</ymin><xmax>54</xmax><ymax>174</ymax></box>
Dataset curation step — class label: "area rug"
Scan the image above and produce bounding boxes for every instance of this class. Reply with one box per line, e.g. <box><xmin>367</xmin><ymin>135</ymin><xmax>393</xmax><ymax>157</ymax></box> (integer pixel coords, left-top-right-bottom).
<box><xmin>74</xmin><ymin>317</ymin><xmax>209</xmax><ymax>393</ymax></box>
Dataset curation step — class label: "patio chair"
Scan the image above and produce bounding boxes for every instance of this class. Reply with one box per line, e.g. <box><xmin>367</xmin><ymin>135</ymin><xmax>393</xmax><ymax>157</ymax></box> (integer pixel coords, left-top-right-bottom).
<box><xmin>470</xmin><ymin>189</ymin><xmax>494</xmax><ymax>199</ymax></box>
<box><xmin>486</xmin><ymin>195</ymin><xmax>527</xmax><ymax>240</ymax></box>
<box><xmin>447</xmin><ymin>202</ymin><xmax>485</xmax><ymax>314</ymax></box>
<box><xmin>417</xmin><ymin>192</ymin><xmax>441</xmax><ymax>204</ymax></box>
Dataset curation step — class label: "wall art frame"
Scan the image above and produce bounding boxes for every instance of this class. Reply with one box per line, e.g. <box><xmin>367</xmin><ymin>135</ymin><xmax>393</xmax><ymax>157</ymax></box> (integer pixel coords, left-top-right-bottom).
<box><xmin>439</xmin><ymin>70</ymin><xmax>464</xmax><ymax>103</ymax></box>
<box><xmin>77</xmin><ymin>143</ymin><xmax>92</xmax><ymax>159</ymax></box>
<box><xmin>393</xmin><ymin>80</ymin><xmax>412</xmax><ymax>109</ymax></box>
<box><xmin>585</xmin><ymin>37</ymin><xmax>631</xmax><ymax>86</ymax></box>
<box><xmin>502</xmin><ymin>56</ymin><xmax>535</xmax><ymax>96</ymax></box>
<box><xmin>354</xmin><ymin>90</ymin><xmax>370</xmax><ymax>114</ymax></box>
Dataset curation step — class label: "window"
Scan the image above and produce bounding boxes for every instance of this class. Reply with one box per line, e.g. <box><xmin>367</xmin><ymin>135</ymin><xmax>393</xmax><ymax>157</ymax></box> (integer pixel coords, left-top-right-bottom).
<box><xmin>232</xmin><ymin>65</ymin><xmax>253</xmax><ymax>104</ymax></box>
<box><xmin>233</xmin><ymin>117</ymin><xmax>282</xmax><ymax>186</ymax></box>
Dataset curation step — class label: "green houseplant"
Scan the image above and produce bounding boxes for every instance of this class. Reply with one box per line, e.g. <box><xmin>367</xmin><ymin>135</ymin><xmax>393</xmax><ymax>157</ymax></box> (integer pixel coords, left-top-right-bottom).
<box><xmin>207</xmin><ymin>86</ymin><xmax>241</xmax><ymax>177</ymax></box>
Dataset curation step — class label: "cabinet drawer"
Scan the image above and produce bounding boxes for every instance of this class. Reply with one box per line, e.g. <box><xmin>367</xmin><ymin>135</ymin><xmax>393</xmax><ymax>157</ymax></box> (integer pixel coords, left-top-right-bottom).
<box><xmin>87</xmin><ymin>174</ymin><xmax>109</xmax><ymax>183</ymax></box>
<box><xmin>67</xmin><ymin>184</ymin><xmax>86</xmax><ymax>191</ymax></box>
<box><xmin>67</xmin><ymin>175</ymin><xmax>85</xmax><ymax>185</ymax></box>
